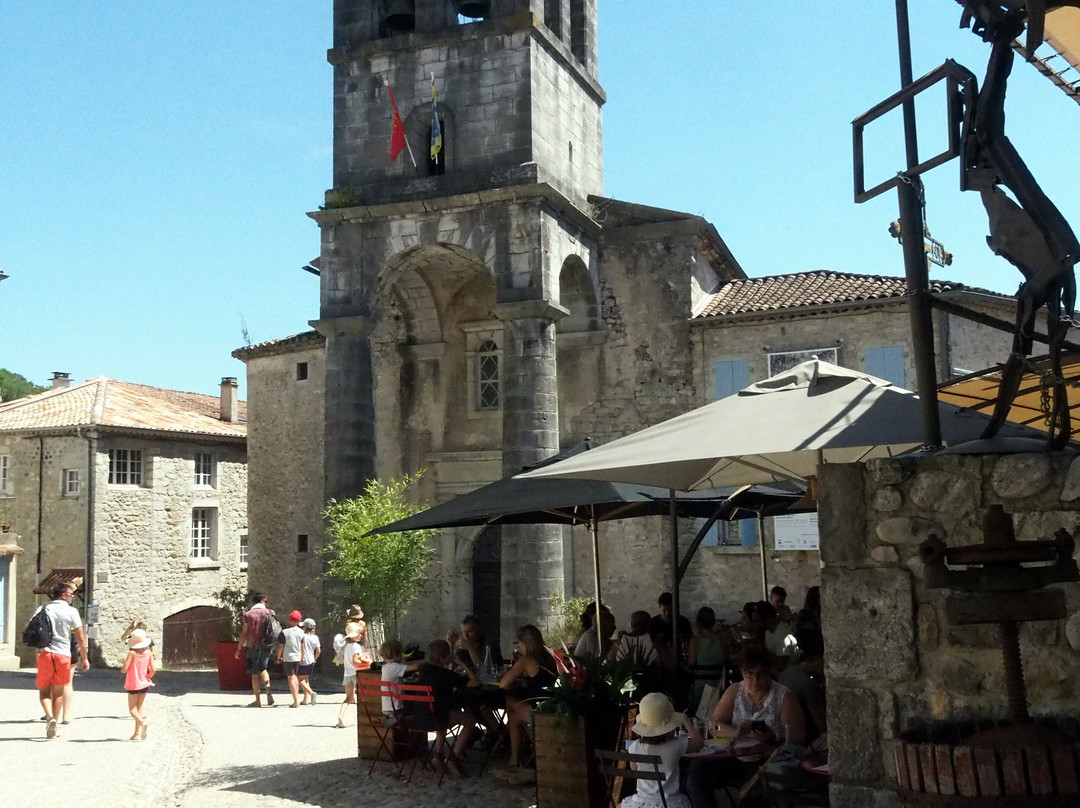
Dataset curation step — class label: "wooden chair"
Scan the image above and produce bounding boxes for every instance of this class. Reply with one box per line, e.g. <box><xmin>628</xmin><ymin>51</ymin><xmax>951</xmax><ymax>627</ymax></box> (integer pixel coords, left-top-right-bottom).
<box><xmin>395</xmin><ymin>682</ymin><xmax>460</xmax><ymax>786</ymax></box>
<box><xmin>594</xmin><ymin>748</ymin><xmax>669</xmax><ymax>808</ymax></box>
<box><xmin>356</xmin><ymin>679</ymin><xmax>405</xmax><ymax>777</ymax></box>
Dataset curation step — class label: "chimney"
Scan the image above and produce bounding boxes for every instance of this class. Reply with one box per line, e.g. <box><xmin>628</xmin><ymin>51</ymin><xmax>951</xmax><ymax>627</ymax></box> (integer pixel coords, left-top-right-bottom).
<box><xmin>219</xmin><ymin>377</ymin><xmax>238</xmax><ymax>422</ymax></box>
<box><xmin>50</xmin><ymin>372</ymin><xmax>70</xmax><ymax>389</ymax></box>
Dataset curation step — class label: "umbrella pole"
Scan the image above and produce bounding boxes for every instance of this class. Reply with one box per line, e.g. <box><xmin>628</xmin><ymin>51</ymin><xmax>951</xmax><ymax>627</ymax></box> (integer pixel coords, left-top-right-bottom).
<box><xmin>670</xmin><ymin>489</ymin><xmax>680</xmax><ymax>668</ymax></box>
<box><xmin>591</xmin><ymin>515</ymin><xmax>604</xmax><ymax>655</ymax></box>
<box><xmin>758</xmin><ymin>511</ymin><xmax>768</xmax><ymax>600</ymax></box>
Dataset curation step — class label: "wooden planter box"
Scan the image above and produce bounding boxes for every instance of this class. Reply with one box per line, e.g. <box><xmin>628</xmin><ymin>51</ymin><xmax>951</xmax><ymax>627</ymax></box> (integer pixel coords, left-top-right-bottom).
<box><xmin>533</xmin><ymin>711</ymin><xmax>625</xmax><ymax>808</ymax></box>
<box><xmin>355</xmin><ymin>670</ymin><xmax>414</xmax><ymax>762</ymax></box>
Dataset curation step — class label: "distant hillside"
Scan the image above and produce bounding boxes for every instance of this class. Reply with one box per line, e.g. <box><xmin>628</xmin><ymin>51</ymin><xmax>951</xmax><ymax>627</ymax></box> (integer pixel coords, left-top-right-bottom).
<box><xmin>0</xmin><ymin>369</ymin><xmax>46</xmax><ymax>403</ymax></box>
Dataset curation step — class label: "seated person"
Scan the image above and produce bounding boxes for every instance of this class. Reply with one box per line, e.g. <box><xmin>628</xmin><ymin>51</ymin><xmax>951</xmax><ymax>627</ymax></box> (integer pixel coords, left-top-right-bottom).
<box><xmin>404</xmin><ymin>639</ymin><xmax>480</xmax><ymax>772</ymax></box>
<box><xmin>759</xmin><ymin>601</ymin><xmax>797</xmax><ymax>669</ymax></box>
<box><xmin>378</xmin><ymin>640</ymin><xmax>408</xmax><ymax>724</ymax></box>
<box><xmin>687</xmin><ymin>606</ymin><xmax>727</xmax><ymax>711</ymax></box>
<box><xmin>447</xmin><ymin>614</ymin><xmax>502</xmax><ymax>676</ymax></box>
<box><xmin>573</xmin><ymin>602</ymin><xmax>616</xmax><ymax>660</ymax></box>
<box><xmin>499</xmin><ymin>624</ymin><xmax>557</xmax><ymax>769</ymax></box>
<box><xmin>609</xmin><ymin>610</ymin><xmax>660</xmax><ymax>667</ymax></box>
<box><xmin>649</xmin><ymin>592</ymin><xmax>693</xmax><ymax>666</ymax></box>
<box><xmin>622</xmin><ymin>692</ymin><xmax>703</xmax><ymax>808</ymax></box>
<box><xmin>778</xmin><ymin>630</ymin><xmax>826</xmax><ymax>746</ymax></box>
<box><xmin>769</xmin><ymin>586</ymin><xmax>793</xmax><ymax>624</ymax></box>
<box><xmin>686</xmin><ymin>645</ymin><xmax>805</xmax><ymax>808</ymax></box>
<box><xmin>794</xmin><ymin>586</ymin><xmax>821</xmax><ymax>633</ymax></box>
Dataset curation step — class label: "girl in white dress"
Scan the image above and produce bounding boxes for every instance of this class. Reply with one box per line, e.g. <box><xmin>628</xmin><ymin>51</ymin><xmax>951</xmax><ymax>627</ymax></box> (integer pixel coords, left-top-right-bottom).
<box><xmin>621</xmin><ymin>692</ymin><xmax>703</xmax><ymax>808</ymax></box>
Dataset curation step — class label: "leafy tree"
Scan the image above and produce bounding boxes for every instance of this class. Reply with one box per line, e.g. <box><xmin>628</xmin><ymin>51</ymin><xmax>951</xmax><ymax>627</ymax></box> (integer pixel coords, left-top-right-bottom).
<box><xmin>322</xmin><ymin>472</ymin><xmax>438</xmax><ymax>641</ymax></box>
<box><xmin>0</xmin><ymin>369</ymin><xmax>45</xmax><ymax>402</ymax></box>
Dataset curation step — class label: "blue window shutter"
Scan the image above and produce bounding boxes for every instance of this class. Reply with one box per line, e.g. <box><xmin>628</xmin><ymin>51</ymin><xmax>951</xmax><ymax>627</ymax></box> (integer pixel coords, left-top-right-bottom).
<box><xmin>864</xmin><ymin>346</ymin><xmax>906</xmax><ymax>388</ymax></box>
<box><xmin>700</xmin><ymin>520</ymin><xmax>719</xmax><ymax>547</ymax></box>
<box><xmin>714</xmin><ymin>359</ymin><xmax>751</xmax><ymax>401</ymax></box>
<box><xmin>740</xmin><ymin>517</ymin><xmax>759</xmax><ymax>548</ymax></box>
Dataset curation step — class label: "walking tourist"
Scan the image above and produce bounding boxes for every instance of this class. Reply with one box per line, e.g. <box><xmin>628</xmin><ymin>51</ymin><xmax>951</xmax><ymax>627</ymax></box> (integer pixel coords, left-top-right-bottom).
<box><xmin>622</xmin><ymin>692</ymin><xmax>703</xmax><ymax>808</ymax></box>
<box><xmin>335</xmin><ymin>621</ymin><xmax>366</xmax><ymax>728</ymax></box>
<box><xmin>298</xmin><ymin>618</ymin><xmax>320</xmax><ymax>705</ymax></box>
<box><xmin>34</xmin><ymin>582</ymin><xmax>89</xmax><ymax>739</ymax></box>
<box><xmin>234</xmin><ymin>592</ymin><xmax>275</xmax><ymax>707</ymax></box>
<box><xmin>120</xmin><ymin>628</ymin><xmax>155</xmax><ymax>740</ymax></box>
<box><xmin>277</xmin><ymin>610</ymin><xmax>305</xmax><ymax>707</ymax></box>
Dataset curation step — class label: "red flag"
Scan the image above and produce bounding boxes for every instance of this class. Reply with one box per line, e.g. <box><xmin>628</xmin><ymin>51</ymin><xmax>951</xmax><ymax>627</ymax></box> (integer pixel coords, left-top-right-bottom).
<box><xmin>387</xmin><ymin>82</ymin><xmax>406</xmax><ymax>162</ymax></box>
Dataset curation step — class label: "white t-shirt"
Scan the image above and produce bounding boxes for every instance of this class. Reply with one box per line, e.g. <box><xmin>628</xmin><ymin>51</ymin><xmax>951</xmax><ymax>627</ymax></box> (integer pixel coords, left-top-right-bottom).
<box><xmin>342</xmin><ymin>640</ymin><xmax>364</xmax><ymax>684</ymax></box>
<box><xmin>300</xmin><ymin>633</ymin><xmax>320</xmax><ymax>665</ymax></box>
<box><xmin>379</xmin><ymin>660</ymin><xmax>408</xmax><ymax>712</ymax></box>
<box><xmin>34</xmin><ymin>599</ymin><xmax>82</xmax><ymax>657</ymax></box>
<box><xmin>616</xmin><ymin>633</ymin><xmax>658</xmax><ymax>667</ymax></box>
<box><xmin>280</xmin><ymin>626</ymin><xmax>305</xmax><ymax>663</ymax></box>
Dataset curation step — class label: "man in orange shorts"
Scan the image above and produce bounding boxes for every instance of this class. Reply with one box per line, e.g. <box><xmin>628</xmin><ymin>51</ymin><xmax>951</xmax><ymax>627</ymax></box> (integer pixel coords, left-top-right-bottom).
<box><xmin>35</xmin><ymin>582</ymin><xmax>89</xmax><ymax>738</ymax></box>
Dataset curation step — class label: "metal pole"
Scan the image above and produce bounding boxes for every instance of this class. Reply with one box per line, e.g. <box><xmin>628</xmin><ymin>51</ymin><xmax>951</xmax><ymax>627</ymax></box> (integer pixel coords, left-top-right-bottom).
<box><xmin>758</xmin><ymin>512</ymin><xmax>769</xmax><ymax>600</ymax></box>
<box><xmin>669</xmin><ymin>490</ymin><xmax>680</xmax><ymax>667</ymax></box>
<box><xmin>590</xmin><ymin>515</ymin><xmax>604</xmax><ymax>655</ymax></box>
<box><xmin>895</xmin><ymin>0</ymin><xmax>943</xmax><ymax>447</ymax></box>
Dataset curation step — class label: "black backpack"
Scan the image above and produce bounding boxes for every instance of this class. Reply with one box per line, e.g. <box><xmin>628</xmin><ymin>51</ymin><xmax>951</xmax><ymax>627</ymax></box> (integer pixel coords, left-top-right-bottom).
<box><xmin>23</xmin><ymin>607</ymin><xmax>54</xmax><ymax>649</ymax></box>
<box><xmin>261</xmin><ymin>610</ymin><xmax>283</xmax><ymax>647</ymax></box>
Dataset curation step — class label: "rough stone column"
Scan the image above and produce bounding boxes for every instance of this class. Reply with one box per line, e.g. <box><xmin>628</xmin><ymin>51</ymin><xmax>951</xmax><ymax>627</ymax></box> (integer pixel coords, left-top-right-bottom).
<box><xmin>311</xmin><ymin>315</ymin><xmax>376</xmax><ymax>502</ymax></box>
<box><xmin>493</xmin><ymin>299</ymin><xmax>568</xmax><ymax>646</ymax></box>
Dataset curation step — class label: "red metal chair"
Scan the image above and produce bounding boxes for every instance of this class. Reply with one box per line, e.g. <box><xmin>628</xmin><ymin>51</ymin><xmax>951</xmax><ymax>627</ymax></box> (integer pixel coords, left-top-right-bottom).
<box><xmin>395</xmin><ymin>682</ymin><xmax>461</xmax><ymax>786</ymax></box>
<box><xmin>356</xmin><ymin>679</ymin><xmax>406</xmax><ymax>778</ymax></box>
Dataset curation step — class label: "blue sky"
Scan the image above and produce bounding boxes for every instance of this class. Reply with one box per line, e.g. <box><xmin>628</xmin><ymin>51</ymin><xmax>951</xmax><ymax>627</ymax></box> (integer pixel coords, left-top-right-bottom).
<box><xmin>2</xmin><ymin>1</ymin><xmax>1077</xmax><ymax>398</ymax></box>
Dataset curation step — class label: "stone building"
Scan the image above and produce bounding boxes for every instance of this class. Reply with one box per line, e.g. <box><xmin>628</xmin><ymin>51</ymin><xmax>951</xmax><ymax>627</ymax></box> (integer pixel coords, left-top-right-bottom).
<box><xmin>0</xmin><ymin>374</ymin><xmax>247</xmax><ymax>667</ymax></box>
<box><xmin>235</xmin><ymin>1</ymin><xmax>1030</xmax><ymax>648</ymax></box>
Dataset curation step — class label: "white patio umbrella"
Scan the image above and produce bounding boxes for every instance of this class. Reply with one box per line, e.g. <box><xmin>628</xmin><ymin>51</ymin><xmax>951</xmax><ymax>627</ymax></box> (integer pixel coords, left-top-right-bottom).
<box><xmin>517</xmin><ymin>358</ymin><xmax>1041</xmax><ymax>491</ymax></box>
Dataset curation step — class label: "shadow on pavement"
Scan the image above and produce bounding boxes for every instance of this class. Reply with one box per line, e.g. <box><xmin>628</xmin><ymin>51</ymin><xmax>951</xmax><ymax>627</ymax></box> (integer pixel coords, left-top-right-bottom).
<box><xmin>0</xmin><ymin>668</ymin><xmax>222</xmax><ymax>695</ymax></box>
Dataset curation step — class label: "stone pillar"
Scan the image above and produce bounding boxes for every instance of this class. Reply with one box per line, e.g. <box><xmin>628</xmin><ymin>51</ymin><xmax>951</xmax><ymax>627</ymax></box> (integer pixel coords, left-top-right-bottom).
<box><xmin>493</xmin><ymin>299</ymin><xmax>568</xmax><ymax>646</ymax></box>
<box><xmin>311</xmin><ymin>315</ymin><xmax>376</xmax><ymax>502</ymax></box>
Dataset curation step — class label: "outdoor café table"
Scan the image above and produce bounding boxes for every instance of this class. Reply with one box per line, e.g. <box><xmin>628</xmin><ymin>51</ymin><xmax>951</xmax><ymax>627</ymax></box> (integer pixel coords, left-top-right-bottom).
<box><xmin>680</xmin><ymin>738</ymin><xmax>773</xmax><ymax>804</ymax></box>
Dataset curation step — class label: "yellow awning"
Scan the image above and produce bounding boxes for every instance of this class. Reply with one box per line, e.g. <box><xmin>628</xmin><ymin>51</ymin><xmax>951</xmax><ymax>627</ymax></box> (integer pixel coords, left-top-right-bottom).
<box><xmin>938</xmin><ymin>353</ymin><xmax>1080</xmax><ymax>434</ymax></box>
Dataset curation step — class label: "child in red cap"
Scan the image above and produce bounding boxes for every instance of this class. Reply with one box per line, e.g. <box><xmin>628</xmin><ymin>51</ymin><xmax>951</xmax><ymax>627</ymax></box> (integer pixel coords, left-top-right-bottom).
<box><xmin>277</xmin><ymin>610</ymin><xmax>306</xmax><ymax>708</ymax></box>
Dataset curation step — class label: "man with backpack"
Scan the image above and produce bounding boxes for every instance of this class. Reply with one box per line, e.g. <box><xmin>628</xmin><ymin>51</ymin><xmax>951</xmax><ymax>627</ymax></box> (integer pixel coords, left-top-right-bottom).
<box><xmin>233</xmin><ymin>592</ymin><xmax>279</xmax><ymax>707</ymax></box>
<box><xmin>31</xmin><ymin>582</ymin><xmax>88</xmax><ymax>738</ymax></box>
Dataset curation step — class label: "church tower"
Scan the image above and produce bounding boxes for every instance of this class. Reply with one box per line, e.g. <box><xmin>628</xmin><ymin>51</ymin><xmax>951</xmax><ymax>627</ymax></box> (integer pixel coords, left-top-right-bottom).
<box><xmin>311</xmin><ymin>0</ymin><xmax>606</xmax><ymax>643</ymax></box>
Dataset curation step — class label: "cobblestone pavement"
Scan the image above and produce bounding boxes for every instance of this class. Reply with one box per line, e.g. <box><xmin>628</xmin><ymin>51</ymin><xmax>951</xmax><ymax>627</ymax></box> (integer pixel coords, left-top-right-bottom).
<box><xmin>2</xmin><ymin>668</ymin><xmax>537</xmax><ymax>808</ymax></box>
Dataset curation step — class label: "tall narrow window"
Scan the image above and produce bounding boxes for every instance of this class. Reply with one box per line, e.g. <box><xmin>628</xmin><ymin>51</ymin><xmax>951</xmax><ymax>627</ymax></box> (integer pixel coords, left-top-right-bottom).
<box><xmin>108</xmin><ymin>449</ymin><xmax>142</xmax><ymax>485</ymax></box>
<box><xmin>297</xmin><ymin>534</ymin><xmax>309</xmax><ymax>554</ymax></box>
<box><xmin>296</xmin><ymin>362</ymin><xmax>308</xmax><ymax>381</ymax></box>
<box><xmin>239</xmin><ymin>533</ymin><xmax>249</xmax><ymax>570</ymax></box>
<box><xmin>194</xmin><ymin>453</ymin><xmax>214</xmax><ymax>487</ymax></box>
<box><xmin>0</xmin><ymin>454</ymin><xmax>9</xmax><ymax>493</ymax></box>
<box><xmin>62</xmin><ymin>469</ymin><xmax>80</xmax><ymax>497</ymax></box>
<box><xmin>190</xmin><ymin>508</ymin><xmax>214</xmax><ymax>559</ymax></box>
<box><xmin>477</xmin><ymin>340</ymin><xmax>500</xmax><ymax>410</ymax></box>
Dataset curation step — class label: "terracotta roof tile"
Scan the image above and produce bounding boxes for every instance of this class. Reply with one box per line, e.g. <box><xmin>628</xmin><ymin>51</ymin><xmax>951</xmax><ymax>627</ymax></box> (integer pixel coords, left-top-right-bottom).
<box><xmin>232</xmin><ymin>330</ymin><xmax>324</xmax><ymax>361</ymax></box>
<box><xmin>694</xmin><ymin>271</ymin><xmax>1009</xmax><ymax>318</ymax></box>
<box><xmin>0</xmin><ymin>378</ymin><xmax>246</xmax><ymax>439</ymax></box>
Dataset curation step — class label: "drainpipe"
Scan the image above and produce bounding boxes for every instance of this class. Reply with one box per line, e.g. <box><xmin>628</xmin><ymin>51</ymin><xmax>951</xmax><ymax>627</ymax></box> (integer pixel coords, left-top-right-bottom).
<box><xmin>80</xmin><ymin>428</ymin><xmax>97</xmax><ymax>656</ymax></box>
<box><xmin>36</xmin><ymin>437</ymin><xmax>44</xmax><ymax>577</ymax></box>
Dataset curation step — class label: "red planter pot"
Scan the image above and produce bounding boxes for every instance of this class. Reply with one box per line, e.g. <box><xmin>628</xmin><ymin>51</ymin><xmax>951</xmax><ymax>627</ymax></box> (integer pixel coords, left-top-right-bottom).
<box><xmin>214</xmin><ymin>641</ymin><xmax>251</xmax><ymax>691</ymax></box>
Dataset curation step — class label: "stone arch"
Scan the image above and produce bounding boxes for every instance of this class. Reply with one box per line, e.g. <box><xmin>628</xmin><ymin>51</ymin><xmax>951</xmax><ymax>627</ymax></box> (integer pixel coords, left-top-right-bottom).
<box><xmin>557</xmin><ymin>254</ymin><xmax>599</xmax><ymax>333</ymax></box>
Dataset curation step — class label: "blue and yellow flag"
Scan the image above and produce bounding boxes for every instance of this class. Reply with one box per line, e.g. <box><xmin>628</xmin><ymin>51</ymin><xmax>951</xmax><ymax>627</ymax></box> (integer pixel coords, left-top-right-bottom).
<box><xmin>430</xmin><ymin>75</ymin><xmax>442</xmax><ymax>163</ymax></box>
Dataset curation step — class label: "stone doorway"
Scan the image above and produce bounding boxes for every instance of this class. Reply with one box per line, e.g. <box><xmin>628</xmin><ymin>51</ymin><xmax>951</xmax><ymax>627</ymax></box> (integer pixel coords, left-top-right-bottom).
<box><xmin>471</xmin><ymin>526</ymin><xmax>501</xmax><ymax>647</ymax></box>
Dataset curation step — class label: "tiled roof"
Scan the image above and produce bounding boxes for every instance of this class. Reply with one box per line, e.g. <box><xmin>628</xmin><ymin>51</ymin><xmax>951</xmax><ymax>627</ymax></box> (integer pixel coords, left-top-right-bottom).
<box><xmin>694</xmin><ymin>271</ymin><xmax>1010</xmax><ymax>318</ymax></box>
<box><xmin>0</xmin><ymin>378</ymin><xmax>246</xmax><ymax>439</ymax></box>
<box><xmin>232</xmin><ymin>330</ymin><xmax>324</xmax><ymax>361</ymax></box>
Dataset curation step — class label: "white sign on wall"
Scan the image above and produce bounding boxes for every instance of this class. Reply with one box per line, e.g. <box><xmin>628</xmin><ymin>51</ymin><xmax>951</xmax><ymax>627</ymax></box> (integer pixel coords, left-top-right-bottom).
<box><xmin>773</xmin><ymin>512</ymin><xmax>819</xmax><ymax>551</ymax></box>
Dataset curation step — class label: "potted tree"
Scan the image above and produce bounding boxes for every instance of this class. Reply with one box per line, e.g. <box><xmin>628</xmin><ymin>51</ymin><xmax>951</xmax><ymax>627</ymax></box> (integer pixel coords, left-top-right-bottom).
<box><xmin>532</xmin><ymin>653</ymin><xmax>636</xmax><ymax>808</ymax></box>
<box><xmin>213</xmin><ymin>585</ymin><xmax>254</xmax><ymax>690</ymax></box>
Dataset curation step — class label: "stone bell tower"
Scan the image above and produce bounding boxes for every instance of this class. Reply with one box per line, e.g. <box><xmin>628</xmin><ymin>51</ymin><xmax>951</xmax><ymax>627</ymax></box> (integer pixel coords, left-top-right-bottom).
<box><xmin>311</xmin><ymin>0</ymin><xmax>605</xmax><ymax>643</ymax></box>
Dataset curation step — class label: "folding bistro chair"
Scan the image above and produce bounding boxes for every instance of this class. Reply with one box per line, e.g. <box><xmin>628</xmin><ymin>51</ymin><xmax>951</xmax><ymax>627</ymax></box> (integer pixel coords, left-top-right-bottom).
<box><xmin>594</xmin><ymin>748</ymin><xmax>669</xmax><ymax>808</ymax></box>
<box><xmin>395</xmin><ymin>682</ymin><xmax>461</xmax><ymax>786</ymax></box>
<box><xmin>356</xmin><ymin>680</ymin><xmax>405</xmax><ymax>777</ymax></box>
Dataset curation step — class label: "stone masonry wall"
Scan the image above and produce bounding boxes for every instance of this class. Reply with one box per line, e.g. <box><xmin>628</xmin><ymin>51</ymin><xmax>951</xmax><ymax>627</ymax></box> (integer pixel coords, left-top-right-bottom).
<box><xmin>243</xmin><ymin>343</ymin><xmax>327</xmax><ymax>630</ymax></box>
<box><xmin>7</xmin><ymin>435</ymin><xmax>90</xmax><ymax>665</ymax></box>
<box><xmin>92</xmin><ymin>435</ymin><xmax>248</xmax><ymax>667</ymax></box>
<box><xmin>819</xmin><ymin>453</ymin><xmax>1080</xmax><ymax>808</ymax></box>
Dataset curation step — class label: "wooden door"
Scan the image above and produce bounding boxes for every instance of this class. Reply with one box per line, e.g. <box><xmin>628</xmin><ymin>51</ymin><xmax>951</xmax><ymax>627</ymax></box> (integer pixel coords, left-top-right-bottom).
<box><xmin>471</xmin><ymin>526</ymin><xmax>501</xmax><ymax>646</ymax></box>
<box><xmin>162</xmin><ymin>605</ymin><xmax>230</xmax><ymax>668</ymax></box>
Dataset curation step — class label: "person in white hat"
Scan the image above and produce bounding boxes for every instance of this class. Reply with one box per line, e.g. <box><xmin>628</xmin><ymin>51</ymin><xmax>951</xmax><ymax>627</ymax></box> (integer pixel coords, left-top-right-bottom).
<box><xmin>335</xmin><ymin>621</ymin><xmax>366</xmax><ymax>728</ymax></box>
<box><xmin>621</xmin><ymin>692</ymin><xmax>702</xmax><ymax>808</ymax></box>
<box><xmin>120</xmin><ymin>628</ymin><xmax>155</xmax><ymax>740</ymax></box>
